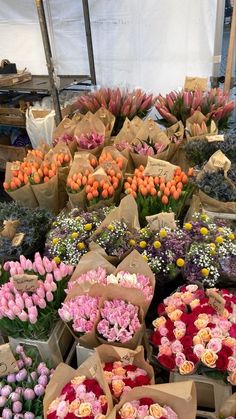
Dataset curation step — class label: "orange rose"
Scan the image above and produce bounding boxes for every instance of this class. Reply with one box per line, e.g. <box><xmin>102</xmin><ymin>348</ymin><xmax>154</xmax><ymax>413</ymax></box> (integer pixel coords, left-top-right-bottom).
<box><xmin>113</xmin><ymin>367</ymin><xmax>127</xmax><ymax>376</ymax></box>
<box><xmin>76</xmin><ymin>402</ymin><xmax>92</xmax><ymax>417</ymax></box>
<box><xmin>197</xmin><ymin>328</ymin><xmax>212</xmax><ymax>343</ymax></box>
<box><xmin>174</xmin><ymin>328</ymin><xmax>186</xmax><ymax>339</ymax></box>
<box><xmin>228</xmin><ymin>371</ymin><xmax>236</xmax><ymax>385</ymax></box>
<box><xmin>69</xmin><ymin>400</ymin><xmax>80</xmax><ymax>413</ymax></box>
<box><xmin>223</xmin><ymin>337</ymin><xmax>236</xmax><ymax>348</ymax></box>
<box><xmin>104</xmin><ymin>371</ymin><xmax>113</xmax><ymax>383</ymax></box>
<box><xmin>179</xmin><ymin>360</ymin><xmax>195</xmax><ymax>375</ymax></box>
<box><xmin>181</xmin><ymin>291</ymin><xmax>193</xmax><ymax>304</ymax></box>
<box><xmin>152</xmin><ymin>316</ymin><xmax>166</xmax><ymax>329</ymax></box>
<box><xmin>201</xmin><ymin>349</ymin><xmax>218</xmax><ymax>368</ymax></box>
<box><xmin>119</xmin><ymin>402</ymin><xmax>137</xmax><ymax>419</ymax></box>
<box><xmin>149</xmin><ymin>403</ymin><xmax>166</xmax><ymax>418</ymax></box>
<box><xmin>112</xmin><ymin>379</ymin><xmax>125</xmax><ymax>398</ymax></box>
<box><xmin>193</xmin><ymin>335</ymin><xmax>203</xmax><ymax>345</ymax></box>
<box><xmin>165</xmin><ymin>304</ymin><xmax>176</xmax><ymax>314</ymax></box>
<box><xmin>168</xmin><ymin>309</ymin><xmax>183</xmax><ymax>321</ymax></box>
<box><xmin>99</xmin><ymin>395</ymin><xmax>108</xmax><ymax>407</ymax></box>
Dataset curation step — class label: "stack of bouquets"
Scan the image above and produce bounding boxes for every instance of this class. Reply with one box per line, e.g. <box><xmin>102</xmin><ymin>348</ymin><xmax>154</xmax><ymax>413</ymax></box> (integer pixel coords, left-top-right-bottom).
<box><xmin>151</xmin><ymin>284</ymin><xmax>236</xmax><ymax>384</ymax></box>
<box><xmin>0</xmin><ymin>201</ymin><xmax>53</xmax><ymax>264</ymax></box>
<box><xmin>0</xmin><ymin>253</ymin><xmax>73</xmax><ymax>340</ymax></box>
<box><xmin>44</xmin><ymin>206</ymin><xmax>113</xmax><ymax>266</ymax></box>
<box><xmin>0</xmin><ymin>344</ymin><xmax>53</xmax><ymax>418</ymax></box>
<box><xmin>155</xmin><ymin>88</ymin><xmax>234</xmax><ymax>129</ymax></box>
<box><xmin>43</xmin><ymin>360</ymin><xmax>112</xmax><ymax>419</ymax></box>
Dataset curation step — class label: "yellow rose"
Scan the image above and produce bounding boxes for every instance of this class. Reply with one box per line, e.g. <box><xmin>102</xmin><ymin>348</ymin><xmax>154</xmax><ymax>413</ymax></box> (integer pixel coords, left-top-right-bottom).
<box><xmin>165</xmin><ymin>305</ymin><xmax>177</xmax><ymax>314</ymax></box>
<box><xmin>152</xmin><ymin>316</ymin><xmax>166</xmax><ymax>329</ymax></box>
<box><xmin>189</xmin><ymin>299</ymin><xmax>200</xmax><ymax>310</ymax></box>
<box><xmin>69</xmin><ymin>400</ymin><xmax>80</xmax><ymax>413</ymax></box>
<box><xmin>149</xmin><ymin>403</ymin><xmax>166</xmax><ymax>418</ymax></box>
<box><xmin>223</xmin><ymin>337</ymin><xmax>236</xmax><ymax>348</ymax></box>
<box><xmin>228</xmin><ymin>371</ymin><xmax>236</xmax><ymax>385</ymax></box>
<box><xmin>113</xmin><ymin>367</ymin><xmax>127</xmax><ymax>376</ymax></box>
<box><xmin>76</xmin><ymin>402</ymin><xmax>92</xmax><ymax>417</ymax></box>
<box><xmin>112</xmin><ymin>379</ymin><xmax>125</xmax><ymax>398</ymax></box>
<box><xmin>194</xmin><ymin>318</ymin><xmax>209</xmax><ymax>330</ymax></box>
<box><xmin>198</xmin><ymin>313</ymin><xmax>209</xmax><ymax>320</ymax></box>
<box><xmin>173</xmin><ymin>328</ymin><xmax>186</xmax><ymax>339</ymax></box>
<box><xmin>71</xmin><ymin>375</ymin><xmax>86</xmax><ymax>385</ymax></box>
<box><xmin>104</xmin><ymin>371</ymin><xmax>113</xmax><ymax>383</ymax></box>
<box><xmin>168</xmin><ymin>309</ymin><xmax>183</xmax><ymax>321</ymax></box>
<box><xmin>193</xmin><ymin>335</ymin><xmax>203</xmax><ymax>345</ymax></box>
<box><xmin>179</xmin><ymin>360</ymin><xmax>195</xmax><ymax>375</ymax></box>
<box><xmin>119</xmin><ymin>402</ymin><xmax>137</xmax><ymax>419</ymax></box>
<box><xmin>201</xmin><ymin>349</ymin><xmax>218</xmax><ymax>368</ymax></box>
<box><xmin>197</xmin><ymin>328</ymin><xmax>211</xmax><ymax>343</ymax></box>
<box><xmin>99</xmin><ymin>395</ymin><xmax>108</xmax><ymax>407</ymax></box>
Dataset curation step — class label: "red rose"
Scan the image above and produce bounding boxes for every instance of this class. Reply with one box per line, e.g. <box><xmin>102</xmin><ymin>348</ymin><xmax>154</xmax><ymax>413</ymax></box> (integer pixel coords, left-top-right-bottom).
<box><xmin>184</xmin><ymin>348</ymin><xmax>198</xmax><ymax>365</ymax></box>
<box><xmin>229</xmin><ymin>324</ymin><xmax>236</xmax><ymax>338</ymax></box>
<box><xmin>65</xmin><ymin>415</ymin><xmax>77</xmax><ymax>419</ymax></box>
<box><xmin>102</xmin><ymin>402</ymin><xmax>108</xmax><ymax>414</ymax></box>
<box><xmin>221</xmin><ymin>345</ymin><xmax>233</xmax><ymax>357</ymax></box>
<box><xmin>186</xmin><ymin>324</ymin><xmax>198</xmax><ymax>336</ymax></box>
<box><xmin>104</xmin><ymin>362</ymin><xmax>114</xmax><ymax>371</ymax></box>
<box><xmin>165</xmin><ymin>319</ymin><xmax>174</xmax><ymax>331</ymax></box>
<box><xmin>47</xmin><ymin>413</ymin><xmax>57</xmax><ymax>419</ymax></box>
<box><xmin>61</xmin><ymin>382</ymin><xmax>76</xmax><ymax>402</ymax></box>
<box><xmin>201</xmin><ymin>306</ymin><xmax>215</xmax><ymax>315</ymax></box>
<box><xmin>221</xmin><ymin>289</ymin><xmax>230</xmax><ymax>294</ymax></box>
<box><xmin>151</xmin><ymin>330</ymin><xmax>161</xmax><ymax>346</ymax></box>
<box><xmin>84</xmin><ymin>379</ymin><xmax>103</xmax><ymax>398</ymax></box>
<box><xmin>180</xmin><ymin>335</ymin><xmax>193</xmax><ymax>348</ymax></box>
<box><xmin>180</xmin><ymin>313</ymin><xmax>196</xmax><ymax>324</ymax></box>
<box><xmin>123</xmin><ymin>378</ymin><xmax>135</xmax><ymax>388</ymax></box>
<box><xmin>124</xmin><ymin>364</ymin><xmax>137</xmax><ymax>372</ymax></box>
<box><xmin>139</xmin><ymin>397</ymin><xmax>154</xmax><ymax>406</ymax></box>
<box><xmin>116</xmin><ymin>414</ymin><xmax>122</xmax><ymax>419</ymax></box>
<box><xmin>166</xmin><ymin>329</ymin><xmax>175</xmax><ymax>341</ymax></box>
<box><xmin>216</xmin><ymin>350</ymin><xmax>228</xmax><ymax>371</ymax></box>
<box><xmin>207</xmin><ymin>322</ymin><xmax>215</xmax><ymax>329</ymax></box>
<box><xmin>157</xmin><ymin>303</ymin><xmax>166</xmax><ymax>315</ymax></box>
<box><xmin>80</xmin><ymin>416</ymin><xmax>94</xmax><ymax>419</ymax></box>
<box><xmin>134</xmin><ymin>375</ymin><xmax>150</xmax><ymax>386</ymax></box>
<box><xmin>158</xmin><ymin>354</ymin><xmax>175</xmax><ymax>370</ymax></box>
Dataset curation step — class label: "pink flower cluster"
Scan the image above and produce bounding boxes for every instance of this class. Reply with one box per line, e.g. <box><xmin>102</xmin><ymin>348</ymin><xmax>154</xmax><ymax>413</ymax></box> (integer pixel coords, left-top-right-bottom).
<box><xmin>68</xmin><ymin>268</ymin><xmax>153</xmax><ymax>302</ymax></box>
<box><xmin>75</xmin><ymin>132</ymin><xmax>104</xmax><ymax>150</ymax></box>
<box><xmin>151</xmin><ymin>285</ymin><xmax>236</xmax><ymax>382</ymax></box>
<box><xmin>0</xmin><ymin>253</ymin><xmax>73</xmax><ymax>324</ymax></box>
<box><xmin>59</xmin><ymin>295</ymin><xmax>100</xmax><ymax>334</ymax></box>
<box><xmin>53</xmin><ymin>133</ymin><xmax>74</xmax><ymax>146</ymax></box>
<box><xmin>97</xmin><ymin>299</ymin><xmax>141</xmax><ymax>343</ymax></box>
<box><xmin>117</xmin><ymin>399</ymin><xmax>178</xmax><ymax>419</ymax></box>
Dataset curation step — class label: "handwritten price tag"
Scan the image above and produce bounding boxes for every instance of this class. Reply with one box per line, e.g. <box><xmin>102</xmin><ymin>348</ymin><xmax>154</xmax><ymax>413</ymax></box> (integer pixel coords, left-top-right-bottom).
<box><xmin>13</xmin><ymin>274</ymin><xmax>38</xmax><ymax>292</ymax></box>
<box><xmin>144</xmin><ymin>157</ymin><xmax>178</xmax><ymax>181</ymax></box>
<box><xmin>207</xmin><ymin>290</ymin><xmax>225</xmax><ymax>315</ymax></box>
<box><xmin>121</xmin><ymin>353</ymin><xmax>134</xmax><ymax>365</ymax></box>
<box><xmin>184</xmin><ymin>76</ymin><xmax>208</xmax><ymax>91</ymax></box>
<box><xmin>0</xmin><ymin>344</ymin><xmax>19</xmax><ymax>378</ymax></box>
<box><xmin>146</xmin><ymin>212</ymin><xmax>176</xmax><ymax>231</ymax></box>
<box><xmin>11</xmin><ymin>233</ymin><xmax>25</xmax><ymax>247</ymax></box>
<box><xmin>206</xmin><ymin>135</ymin><xmax>224</xmax><ymax>143</ymax></box>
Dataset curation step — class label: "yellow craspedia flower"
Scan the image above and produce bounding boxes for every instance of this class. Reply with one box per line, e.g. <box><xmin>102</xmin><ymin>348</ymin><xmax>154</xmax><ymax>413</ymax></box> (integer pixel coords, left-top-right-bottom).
<box><xmin>176</xmin><ymin>258</ymin><xmax>185</xmax><ymax>267</ymax></box>
<box><xmin>84</xmin><ymin>223</ymin><xmax>92</xmax><ymax>231</ymax></box>
<box><xmin>184</xmin><ymin>223</ymin><xmax>192</xmax><ymax>231</ymax></box>
<box><xmin>201</xmin><ymin>268</ymin><xmax>209</xmax><ymax>277</ymax></box>
<box><xmin>153</xmin><ymin>240</ymin><xmax>161</xmax><ymax>249</ymax></box>
<box><xmin>139</xmin><ymin>241</ymin><xmax>147</xmax><ymax>249</ymax></box>
<box><xmin>129</xmin><ymin>239</ymin><xmax>136</xmax><ymax>246</ymax></box>
<box><xmin>215</xmin><ymin>236</ymin><xmax>224</xmax><ymax>244</ymax></box>
<box><xmin>53</xmin><ymin>256</ymin><xmax>61</xmax><ymax>264</ymax></box>
<box><xmin>200</xmin><ymin>227</ymin><xmax>208</xmax><ymax>236</ymax></box>
<box><xmin>71</xmin><ymin>232</ymin><xmax>79</xmax><ymax>239</ymax></box>
<box><xmin>52</xmin><ymin>237</ymin><xmax>59</xmax><ymax>245</ymax></box>
<box><xmin>107</xmin><ymin>224</ymin><xmax>114</xmax><ymax>231</ymax></box>
<box><xmin>159</xmin><ymin>228</ymin><xmax>167</xmax><ymax>238</ymax></box>
<box><xmin>143</xmin><ymin>255</ymin><xmax>148</xmax><ymax>261</ymax></box>
<box><xmin>228</xmin><ymin>233</ymin><xmax>235</xmax><ymax>240</ymax></box>
<box><xmin>209</xmin><ymin>242</ymin><xmax>216</xmax><ymax>249</ymax></box>
<box><xmin>218</xmin><ymin>227</ymin><xmax>224</xmax><ymax>233</ymax></box>
<box><xmin>77</xmin><ymin>242</ymin><xmax>85</xmax><ymax>250</ymax></box>
<box><xmin>140</xmin><ymin>228</ymin><xmax>146</xmax><ymax>233</ymax></box>
<box><xmin>201</xmin><ymin>214</ymin><xmax>209</xmax><ymax>221</ymax></box>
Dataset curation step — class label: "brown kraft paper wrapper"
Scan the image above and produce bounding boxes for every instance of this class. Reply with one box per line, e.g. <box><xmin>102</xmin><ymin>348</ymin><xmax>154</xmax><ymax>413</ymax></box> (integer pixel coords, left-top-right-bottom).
<box><xmin>52</xmin><ymin>141</ymin><xmax>73</xmax><ymax>210</ymax></box>
<box><xmin>74</xmin><ymin>111</ymin><xmax>106</xmax><ymax>157</ymax></box>
<box><xmin>31</xmin><ymin>174</ymin><xmax>59</xmax><ymax>213</ymax></box>
<box><xmin>99</xmin><ymin>145</ymin><xmax>128</xmax><ymax>174</ymax></box>
<box><xmin>107</xmin><ymin>381</ymin><xmax>197</xmax><ymax>419</ymax></box>
<box><xmin>5</xmin><ymin>162</ymin><xmax>38</xmax><ymax>208</ymax></box>
<box><xmin>114</xmin><ymin>117</ymin><xmax>141</xmax><ymax>173</ymax></box>
<box><xmin>186</xmin><ymin>111</ymin><xmax>218</xmax><ymax>140</ymax></box>
<box><xmin>199</xmin><ymin>190</ymin><xmax>236</xmax><ymax>214</ymax></box>
<box><xmin>166</xmin><ymin>121</ymin><xmax>184</xmax><ymax>141</ymax></box>
<box><xmin>67</xmin><ymin>157</ymin><xmax>94</xmax><ymax>209</ymax></box>
<box><xmin>53</xmin><ymin>117</ymin><xmax>77</xmax><ymax>156</ymax></box>
<box><xmin>219</xmin><ymin>394</ymin><xmax>236</xmax><ymax>419</ymax></box>
<box><xmin>43</xmin><ymin>358</ymin><xmax>113</xmax><ymax>418</ymax></box>
<box><xmin>170</xmin><ymin>139</ymin><xmax>190</xmax><ymax>172</ymax></box>
<box><xmin>85</xmin><ymin>167</ymin><xmax>115</xmax><ymax>212</ymax></box>
<box><xmin>95</xmin><ymin>108</ymin><xmax>116</xmax><ymax>143</ymax></box>
<box><xmin>184</xmin><ymin>194</ymin><xmax>202</xmax><ymax>222</ymax></box>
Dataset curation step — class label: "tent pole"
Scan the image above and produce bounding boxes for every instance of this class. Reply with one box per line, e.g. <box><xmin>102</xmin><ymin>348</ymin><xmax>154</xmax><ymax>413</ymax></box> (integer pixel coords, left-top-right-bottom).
<box><xmin>224</xmin><ymin>0</ymin><xmax>236</xmax><ymax>93</ymax></box>
<box><xmin>35</xmin><ymin>0</ymin><xmax>62</xmax><ymax>124</ymax></box>
<box><xmin>82</xmin><ymin>0</ymin><xmax>96</xmax><ymax>85</ymax></box>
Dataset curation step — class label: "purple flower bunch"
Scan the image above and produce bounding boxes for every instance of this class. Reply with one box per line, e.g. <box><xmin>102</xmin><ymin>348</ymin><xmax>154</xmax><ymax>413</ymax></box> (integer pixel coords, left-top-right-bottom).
<box><xmin>75</xmin><ymin>132</ymin><xmax>104</xmax><ymax>150</ymax></box>
<box><xmin>0</xmin><ymin>253</ymin><xmax>74</xmax><ymax>339</ymax></box>
<box><xmin>58</xmin><ymin>295</ymin><xmax>100</xmax><ymax>335</ymax></box>
<box><xmin>53</xmin><ymin>133</ymin><xmax>74</xmax><ymax>147</ymax></box>
<box><xmin>133</xmin><ymin>140</ymin><xmax>166</xmax><ymax>156</ymax></box>
<box><xmin>0</xmin><ymin>345</ymin><xmax>53</xmax><ymax>418</ymax></box>
<box><xmin>97</xmin><ymin>299</ymin><xmax>141</xmax><ymax>343</ymax></box>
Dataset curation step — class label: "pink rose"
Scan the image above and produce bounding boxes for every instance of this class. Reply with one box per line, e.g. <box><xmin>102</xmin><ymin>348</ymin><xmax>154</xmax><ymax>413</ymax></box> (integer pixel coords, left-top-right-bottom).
<box><xmin>160</xmin><ymin>337</ymin><xmax>170</xmax><ymax>346</ymax></box>
<box><xmin>159</xmin><ymin>327</ymin><xmax>169</xmax><ymax>337</ymax></box>
<box><xmin>193</xmin><ymin>344</ymin><xmax>205</xmax><ymax>358</ymax></box>
<box><xmin>171</xmin><ymin>340</ymin><xmax>184</xmax><ymax>354</ymax></box>
<box><xmin>227</xmin><ymin>356</ymin><xmax>236</xmax><ymax>372</ymax></box>
<box><xmin>207</xmin><ymin>338</ymin><xmax>222</xmax><ymax>353</ymax></box>
<box><xmin>159</xmin><ymin>345</ymin><xmax>172</xmax><ymax>357</ymax></box>
<box><xmin>175</xmin><ymin>352</ymin><xmax>186</xmax><ymax>367</ymax></box>
<box><xmin>174</xmin><ymin>321</ymin><xmax>186</xmax><ymax>330</ymax></box>
<box><xmin>56</xmin><ymin>400</ymin><xmax>69</xmax><ymax>418</ymax></box>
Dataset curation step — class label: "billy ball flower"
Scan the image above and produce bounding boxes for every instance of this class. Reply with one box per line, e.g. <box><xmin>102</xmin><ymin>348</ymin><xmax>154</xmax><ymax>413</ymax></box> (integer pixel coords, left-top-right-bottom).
<box><xmin>153</xmin><ymin>240</ymin><xmax>161</xmax><ymax>249</ymax></box>
<box><xmin>71</xmin><ymin>232</ymin><xmax>79</xmax><ymax>239</ymax></box>
<box><xmin>200</xmin><ymin>227</ymin><xmax>209</xmax><ymax>236</ymax></box>
<box><xmin>159</xmin><ymin>228</ymin><xmax>168</xmax><ymax>238</ymax></box>
<box><xmin>84</xmin><ymin>223</ymin><xmax>92</xmax><ymax>231</ymax></box>
<box><xmin>52</xmin><ymin>237</ymin><xmax>60</xmax><ymax>245</ymax></box>
<box><xmin>228</xmin><ymin>233</ymin><xmax>235</xmax><ymax>240</ymax></box>
<box><xmin>53</xmin><ymin>256</ymin><xmax>61</xmax><ymax>264</ymax></box>
<box><xmin>215</xmin><ymin>236</ymin><xmax>224</xmax><ymax>244</ymax></box>
<box><xmin>129</xmin><ymin>239</ymin><xmax>136</xmax><ymax>246</ymax></box>
<box><xmin>176</xmin><ymin>258</ymin><xmax>185</xmax><ymax>267</ymax></box>
<box><xmin>77</xmin><ymin>242</ymin><xmax>85</xmax><ymax>250</ymax></box>
<box><xmin>184</xmin><ymin>223</ymin><xmax>192</xmax><ymax>231</ymax></box>
<box><xmin>107</xmin><ymin>224</ymin><xmax>115</xmax><ymax>231</ymax></box>
<box><xmin>139</xmin><ymin>241</ymin><xmax>147</xmax><ymax>249</ymax></box>
<box><xmin>201</xmin><ymin>268</ymin><xmax>210</xmax><ymax>277</ymax></box>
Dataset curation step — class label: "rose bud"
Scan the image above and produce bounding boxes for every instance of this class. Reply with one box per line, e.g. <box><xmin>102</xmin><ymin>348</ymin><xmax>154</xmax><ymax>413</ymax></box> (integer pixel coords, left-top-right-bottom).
<box><xmin>15</xmin><ymin>388</ymin><xmax>23</xmax><ymax>395</ymax></box>
<box><xmin>23</xmin><ymin>389</ymin><xmax>35</xmax><ymax>400</ymax></box>
<box><xmin>34</xmin><ymin>384</ymin><xmax>45</xmax><ymax>397</ymax></box>
<box><xmin>23</xmin><ymin>357</ymin><xmax>32</xmax><ymax>367</ymax></box>
<box><xmin>1</xmin><ymin>385</ymin><xmax>12</xmax><ymax>397</ymax></box>
<box><xmin>30</xmin><ymin>371</ymin><xmax>37</xmax><ymax>381</ymax></box>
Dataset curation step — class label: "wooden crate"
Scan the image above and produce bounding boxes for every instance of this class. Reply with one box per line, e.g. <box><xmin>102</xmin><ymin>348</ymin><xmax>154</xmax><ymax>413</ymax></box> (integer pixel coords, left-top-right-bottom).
<box><xmin>0</xmin><ymin>71</ymin><xmax>32</xmax><ymax>87</ymax></box>
<box><xmin>0</xmin><ymin>143</ymin><xmax>28</xmax><ymax>170</ymax></box>
<box><xmin>0</xmin><ymin>107</ymin><xmax>26</xmax><ymax>127</ymax></box>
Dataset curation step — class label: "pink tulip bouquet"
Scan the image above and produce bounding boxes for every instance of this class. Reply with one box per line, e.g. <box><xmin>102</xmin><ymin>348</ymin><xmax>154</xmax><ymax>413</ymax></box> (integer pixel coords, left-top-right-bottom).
<box><xmin>0</xmin><ymin>253</ymin><xmax>74</xmax><ymax>340</ymax></box>
<box><xmin>75</xmin><ymin>132</ymin><xmax>105</xmax><ymax>150</ymax></box>
<box><xmin>156</xmin><ymin>88</ymin><xmax>234</xmax><ymax>129</ymax></box>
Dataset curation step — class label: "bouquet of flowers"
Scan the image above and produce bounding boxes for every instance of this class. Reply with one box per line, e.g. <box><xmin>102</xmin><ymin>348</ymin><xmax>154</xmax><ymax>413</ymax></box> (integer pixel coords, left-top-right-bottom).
<box><xmin>74</xmin><ymin>112</ymin><xmax>106</xmax><ymax>156</ymax></box>
<box><xmin>74</xmin><ymin>87</ymin><xmax>155</xmax><ymax>135</ymax></box>
<box><xmin>0</xmin><ymin>344</ymin><xmax>53</xmax><ymax>418</ymax></box>
<box><xmin>0</xmin><ymin>253</ymin><xmax>73</xmax><ymax>340</ymax></box>
<box><xmin>151</xmin><ymin>284</ymin><xmax>236</xmax><ymax>383</ymax></box>
<box><xmin>116</xmin><ymin>399</ymin><xmax>178</xmax><ymax>419</ymax></box>
<box><xmin>0</xmin><ymin>201</ymin><xmax>53</xmax><ymax>263</ymax></box>
<box><xmin>75</xmin><ymin>132</ymin><xmax>105</xmax><ymax>150</ymax></box>
<box><xmin>45</xmin><ymin>206</ymin><xmax>112</xmax><ymax>266</ymax></box>
<box><xmin>155</xmin><ymin>89</ymin><xmax>234</xmax><ymax>129</ymax></box>
<box><xmin>219</xmin><ymin>394</ymin><xmax>236</xmax><ymax>419</ymax></box>
<box><xmin>132</xmin><ymin>137</ymin><xmax>167</xmax><ymax>156</ymax></box>
<box><xmin>196</xmin><ymin>168</ymin><xmax>236</xmax><ymax>203</ymax></box>
<box><xmin>99</xmin><ymin>147</ymin><xmax>127</xmax><ymax>173</ymax></box>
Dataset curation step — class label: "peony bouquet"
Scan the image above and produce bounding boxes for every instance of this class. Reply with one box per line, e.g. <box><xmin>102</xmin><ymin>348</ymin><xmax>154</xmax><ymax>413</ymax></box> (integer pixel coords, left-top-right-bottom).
<box><xmin>116</xmin><ymin>399</ymin><xmax>178</xmax><ymax>419</ymax></box>
<box><xmin>46</xmin><ymin>375</ymin><xmax>108</xmax><ymax>419</ymax></box>
<box><xmin>75</xmin><ymin>132</ymin><xmax>105</xmax><ymax>150</ymax></box>
<box><xmin>0</xmin><ymin>253</ymin><xmax>73</xmax><ymax>340</ymax></box>
<box><xmin>156</xmin><ymin>88</ymin><xmax>234</xmax><ymax>129</ymax></box>
<box><xmin>0</xmin><ymin>344</ymin><xmax>53</xmax><ymax>419</ymax></box>
<box><xmin>151</xmin><ymin>284</ymin><xmax>236</xmax><ymax>383</ymax></box>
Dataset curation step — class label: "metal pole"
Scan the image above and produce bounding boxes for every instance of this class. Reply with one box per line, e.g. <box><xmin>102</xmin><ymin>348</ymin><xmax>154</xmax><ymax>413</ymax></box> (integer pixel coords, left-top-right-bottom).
<box><xmin>82</xmin><ymin>0</ymin><xmax>97</xmax><ymax>85</ymax></box>
<box><xmin>212</xmin><ymin>0</ymin><xmax>225</xmax><ymax>84</ymax></box>
<box><xmin>224</xmin><ymin>0</ymin><xmax>236</xmax><ymax>92</ymax></box>
<box><xmin>35</xmin><ymin>0</ymin><xmax>62</xmax><ymax>124</ymax></box>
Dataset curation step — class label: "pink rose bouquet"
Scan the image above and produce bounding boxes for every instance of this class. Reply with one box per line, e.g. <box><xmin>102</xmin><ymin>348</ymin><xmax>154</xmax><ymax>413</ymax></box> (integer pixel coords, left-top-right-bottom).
<box><xmin>117</xmin><ymin>399</ymin><xmax>178</xmax><ymax>419</ymax></box>
<box><xmin>75</xmin><ymin>132</ymin><xmax>104</xmax><ymax>150</ymax></box>
<box><xmin>97</xmin><ymin>299</ymin><xmax>141</xmax><ymax>344</ymax></box>
<box><xmin>0</xmin><ymin>253</ymin><xmax>74</xmax><ymax>340</ymax></box>
<box><xmin>151</xmin><ymin>284</ymin><xmax>236</xmax><ymax>381</ymax></box>
<box><xmin>47</xmin><ymin>376</ymin><xmax>108</xmax><ymax>419</ymax></box>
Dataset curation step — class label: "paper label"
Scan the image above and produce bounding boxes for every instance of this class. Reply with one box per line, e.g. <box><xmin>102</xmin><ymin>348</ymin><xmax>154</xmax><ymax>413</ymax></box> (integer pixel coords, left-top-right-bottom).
<box><xmin>207</xmin><ymin>290</ymin><xmax>225</xmax><ymax>315</ymax></box>
<box><xmin>0</xmin><ymin>344</ymin><xmax>19</xmax><ymax>378</ymax></box>
<box><xmin>89</xmin><ymin>365</ymin><xmax>97</xmax><ymax>376</ymax></box>
<box><xmin>74</xmin><ymin>152</ymin><xmax>90</xmax><ymax>160</ymax></box>
<box><xmin>204</xmin><ymin>150</ymin><xmax>231</xmax><ymax>175</ymax></box>
<box><xmin>184</xmin><ymin>76</ymin><xmax>208</xmax><ymax>91</ymax></box>
<box><xmin>11</xmin><ymin>233</ymin><xmax>25</xmax><ymax>247</ymax></box>
<box><xmin>121</xmin><ymin>353</ymin><xmax>134</xmax><ymax>365</ymax></box>
<box><xmin>146</xmin><ymin>212</ymin><xmax>176</xmax><ymax>231</ymax></box>
<box><xmin>206</xmin><ymin>135</ymin><xmax>224</xmax><ymax>143</ymax></box>
<box><xmin>10</xmin><ymin>164</ymin><xmax>20</xmax><ymax>171</ymax></box>
<box><xmin>144</xmin><ymin>157</ymin><xmax>178</xmax><ymax>181</ymax></box>
<box><xmin>13</xmin><ymin>274</ymin><xmax>38</xmax><ymax>292</ymax></box>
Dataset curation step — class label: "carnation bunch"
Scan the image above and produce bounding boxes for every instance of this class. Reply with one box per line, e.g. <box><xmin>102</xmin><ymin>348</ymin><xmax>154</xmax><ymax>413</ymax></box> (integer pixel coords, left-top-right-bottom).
<box><xmin>151</xmin><ymin>284</ymin><xmax>236</xmax><ymax>383</ymax></box>
<box><xmin>97</xmin><ymin>299</ymin><xmax>141</xmax><ymax>343</ymax></box>
<box><xmin>117</xmin><ymin>399</ymin><xmax>178</xmax><ymax>419</ymax></box>
<box><xmin>47</xmin><ymin>375</ymin><xmax>108</xmax><ymax>418</ymax></box>
<box><xmin>75</xmin><ymin>131</ymin><xmax>105</xmax><ymax>150</ymax></box>
<box><xmin>156</xmin><ymin>89</ymin><xmax>234</xmax><ymax>129</ymax></box>
<box><xmin>0</xmin><ymin>345</ymin><xmax>53</xmax><ymax>419</ymax></box>
<box><xmin>103</xmin><ymin>361</ymin><xmax>150</xmax><ymax>401</ymax></box>
<box><xmin>92</xmin><ymin>221</ymin><xmax>134</xmax><ymax>259</ymax></box>
<box><xmin>0</xmin><ymin>253</ymin><xmax>73</xmax><ymax>340</ymax></box>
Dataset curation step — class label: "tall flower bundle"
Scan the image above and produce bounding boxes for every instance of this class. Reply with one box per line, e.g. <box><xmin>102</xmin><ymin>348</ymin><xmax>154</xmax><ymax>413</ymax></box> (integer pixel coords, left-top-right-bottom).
<box><xmin>151</xmin><ymin>284</ymin><xmax>236</xmax><ymax>383</ymax></box>
<box><xmin>156</xmin><ymin>89</ymin><xmax>234</xmax><ymax>129</ymax></box>
<box><xmin>116</xmin><ymin>399</ymin><xmax>178</xmax><ymax>419</ymax></box>
<box><xmin>0</xmin><ymin>345</ymin><xmax>53</xmax><ymax>418</ymax></box>
<box><xmin>75</xmin><ymin>132</ymin><xmax>105</xmax><ymax>150</ymax></box>
<box><xmin>0</xmin><ymin>253</ymin><xmax>73</xmax><ymax>339</ymax></box>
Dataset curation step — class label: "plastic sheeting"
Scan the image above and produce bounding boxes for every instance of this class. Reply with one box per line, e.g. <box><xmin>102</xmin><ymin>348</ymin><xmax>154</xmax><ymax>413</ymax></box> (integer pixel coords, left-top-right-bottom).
<box><xmin>0</xmin><ymin>0</ymin><xmax>217</xmax><ymax>93</ymax></box>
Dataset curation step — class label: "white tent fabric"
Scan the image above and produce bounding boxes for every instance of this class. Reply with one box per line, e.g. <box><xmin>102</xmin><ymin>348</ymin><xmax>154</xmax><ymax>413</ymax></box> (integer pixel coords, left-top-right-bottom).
<box><xmin>0</xmin><ymin>0</ymin><xmax>217</xmax><ymax>94</ymax></box>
